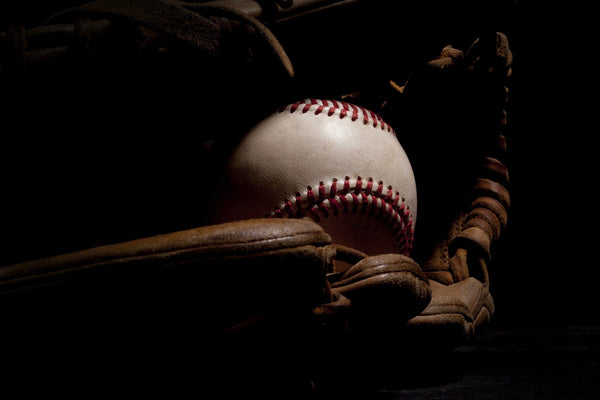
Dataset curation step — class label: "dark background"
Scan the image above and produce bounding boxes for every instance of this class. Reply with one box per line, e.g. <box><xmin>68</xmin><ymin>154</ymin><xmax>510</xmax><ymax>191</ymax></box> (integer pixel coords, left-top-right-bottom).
<box><xmin>0</xmin><ymin>0</ymin><xmax>597</xmax><ymax>331</ymax></box>
<box><xmin>1</xmin><ymin>1</ymin><xmax>599</xmax><ymax>398</ymax></box>
<box><xmin>491</xmin><ymin>1</ymin><xmax>598</xmax><ymax>328</ymax></box>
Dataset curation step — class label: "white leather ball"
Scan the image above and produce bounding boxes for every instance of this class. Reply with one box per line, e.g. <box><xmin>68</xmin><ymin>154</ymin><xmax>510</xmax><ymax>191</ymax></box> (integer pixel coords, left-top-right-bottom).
<box><xmin>213</xmin><ymin>99</ymin><xmax>417</xmax><ymax>256</ymax></box>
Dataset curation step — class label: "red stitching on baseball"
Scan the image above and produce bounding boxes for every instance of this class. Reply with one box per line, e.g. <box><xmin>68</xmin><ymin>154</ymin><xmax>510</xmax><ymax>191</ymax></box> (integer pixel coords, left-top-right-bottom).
<box><xmin>343</xmin><ymin>176</ymin><xmax>350</xmax><ymax>194</ymax></box>
<box><xmin>355</xmin><ymin>176</ymin><xmax>363</xmax><ymax>194</ymax></box>
<box><xmin>365</xmin><ymin>177</ymin><xmax>373</xmax><ymax>195</ymax></box>
<box><xmin>330</xmin><ymin>178</ymin><xmax>338</xmax><ymax>198</ymax></box>
<box><xmin>274</xmin><ymin>100</ymin><xmax>410</xmax><ymax>252</ymax></box>
<box><xmin>269</xmin><ymin>176</ymin><xmax>414</xmax><ymax>255</ymax></box>
<box><xmin>376</xmin><ymin>180</ymin><xmax>384</xmax><ymax>197</ymax></box>
<box><xmin>307</xmin><ymin>186</ymin><xmax>316</xmax><ymax>205</ymax></box>
<box><xmin>350</xmin><ymin>103</ymin><xmax>359</xmax><ymax>121</ymax></box>
<box><xmin>318</xmin><ymin>181</ymin><xmax>327</xmax><ymax>201</ymax></box>
<box><xmin>280</xmin><ymin>99</ymin><xmax>395</xmax><ymax>134</ymax></box>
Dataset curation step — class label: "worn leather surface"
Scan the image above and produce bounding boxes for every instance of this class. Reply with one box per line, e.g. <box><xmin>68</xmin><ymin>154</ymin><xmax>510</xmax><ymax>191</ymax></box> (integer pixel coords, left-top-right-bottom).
<box><xmin>0</xmin><ymin>218</ymin><xmax>332</xmax><ymax>293</ymax></box>
<box><xmin>0</xmin><ymin>218</ymin><xmax>337</xmax><ymax>334</ymax></box>
<box><xmin>1</xmin><ymin>216</ymin><xmax>438</xmax><ymax>341</ymax></box>
<box><xmin>212</xmin><ymin>99</ymin><xmax>417</xmax><ymax>257</ymax></box>
<box><xmin>331</xmin><ymin>253</ymin><xmax>431</xmax><ymax>322</ymax></box>
<box><xmin>47</xmin><ymin>0</ymin><xmax>223</xmax><ymax>54</ymax></box>
<box><xmin>406</xmin><ymin>278</ymin><xmax>494</xmax><ymax>347</ymax></box>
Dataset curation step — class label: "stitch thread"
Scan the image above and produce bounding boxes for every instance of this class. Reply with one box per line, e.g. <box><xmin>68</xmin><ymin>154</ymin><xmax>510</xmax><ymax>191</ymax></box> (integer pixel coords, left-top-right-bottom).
<box><xmin>275</xmin><ymin>99</ymin><xmax>411</xmax><ymax>253</ymax></box>
<box><xmin>282</xmin><ymin>98</ymin><xmax>394</xmax><ymax>134</ymax></box>
<box><xmin>270</xmin><ymin>176</ymin><xmax>414</xmax><ymax>255</ymax></box>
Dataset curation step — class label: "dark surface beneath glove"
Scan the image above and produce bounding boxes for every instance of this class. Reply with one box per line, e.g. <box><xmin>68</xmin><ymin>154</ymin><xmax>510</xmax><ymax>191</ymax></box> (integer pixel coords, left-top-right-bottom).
<box><xmin>319</xmin><ymin>326</ymin><xmax>600</xmax><ymax>399</ymax></box>
<box><xmin>4</xmin><ymin>322</ymin><xmax>597</xmax><ymax>398</ymax></box>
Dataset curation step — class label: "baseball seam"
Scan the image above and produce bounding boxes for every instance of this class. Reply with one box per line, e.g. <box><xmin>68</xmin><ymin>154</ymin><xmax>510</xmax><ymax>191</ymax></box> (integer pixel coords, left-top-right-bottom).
<box><xmin>281</xmin><ymin>98</ymin><xmax>395</xmax><ymax>134</ymax></box>
<box><xmin>271</xmin><ymin>176</ymin><xmax>414</xmax><ymax>255</ymax></box>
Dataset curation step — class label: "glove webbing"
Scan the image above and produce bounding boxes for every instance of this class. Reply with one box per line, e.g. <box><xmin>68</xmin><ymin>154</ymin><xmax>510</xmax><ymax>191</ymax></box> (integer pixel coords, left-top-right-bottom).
<box><xmin>449</xmin><ymin>32</ymin><xmax>512</xmax><ymax>265</ymax></box>
<box><xmin>390</xmin><ymin>33</ymin><xmax>512</xmax><ymax>286</ymax></box>
<box><xmin>425</xmin><ymin>32</ymin><xmax>513</xmax><ymax>286</ymax></box>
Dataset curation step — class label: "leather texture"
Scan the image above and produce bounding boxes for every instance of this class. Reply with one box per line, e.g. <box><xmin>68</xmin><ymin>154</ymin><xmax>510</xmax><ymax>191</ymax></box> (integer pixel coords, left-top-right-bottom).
<box><xmin>331</xmin><ymin>254</ymin><xmax>431</xmax><ymax>322</ymax></box>
<box><xmin>0</xmin><ymin>218</ymin><xmax>336</xmax><ymax>333</ymax></box>
<box><xmin>1</xmin><ymin>218</ymin><xmax>434</xmax><ymax>335</ymax></box>
<box><xmin>0</xmin><ymin>218</ymin><xmax>332</xmax><ymax>293</ymax></box>
<box><xmin>402</xmin><ymin>32</ymin><xmax>512</xmax><ymax>345</ymax></box>
<box><xmin>406</xmin><ymin>278</ymin><xmax>494</xmax><ymax>348</ymax></box>
<box><xmin>212</xmin><ymin>99</ymin><xmax>417</xmax><ymax>257</ymax></box>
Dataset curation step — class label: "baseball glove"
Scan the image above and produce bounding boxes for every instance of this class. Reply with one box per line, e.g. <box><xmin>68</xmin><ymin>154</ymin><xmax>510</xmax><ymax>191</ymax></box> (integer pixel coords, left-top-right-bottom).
<box><xmin>0</xmin><ymin>219</ymin><xmax>432</xmax><ymax>394</ymax></box>
<box><xmin>381</xmin><ymin>32</ymin><xmax>513</xmax><ymax>346</ymax></box>
<box><xmin>302</xmin><ymin>31</ymin><xmax>513</xmax><ymax>391</ymax></box>
<box><xmin>0</xmin><ymin>0</ymin><xmax>513</xmax><ymax>394</ymax></box>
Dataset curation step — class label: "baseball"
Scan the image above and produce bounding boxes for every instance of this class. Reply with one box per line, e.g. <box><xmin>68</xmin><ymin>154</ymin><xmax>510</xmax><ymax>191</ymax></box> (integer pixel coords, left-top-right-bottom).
<box><xmin>212</xmin><ymin>98</ymin><xmax>417</xmax><ymax>257</ymax></box>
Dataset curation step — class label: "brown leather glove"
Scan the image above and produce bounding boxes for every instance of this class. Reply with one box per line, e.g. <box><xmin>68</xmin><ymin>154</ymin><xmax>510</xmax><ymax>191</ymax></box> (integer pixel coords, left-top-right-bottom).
<box><xmin>1</xmin><ymin>218</ymin><xmax>333</xmax><ymax>332</ymax></box>
<box><xmin>0</xmin><ymin>217</ymin><xmax>432</xmax><ymax>394</ymax></box>
<box><xmin>384</xmin><ymin>32</ymin><xmax>513</xmax><ymax>348</ymax></box>
<box><xmin>1</xmin><ymin>217</ymin><xmax>432</xmax><ymax>335</ymax></box>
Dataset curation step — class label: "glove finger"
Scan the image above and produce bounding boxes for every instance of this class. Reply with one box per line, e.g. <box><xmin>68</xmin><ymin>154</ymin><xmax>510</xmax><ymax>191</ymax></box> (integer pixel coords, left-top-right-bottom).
<box><xmin>331</xmin><ymin>253</ymin><xmax>431</xmax><ymax>322</ymax></box>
